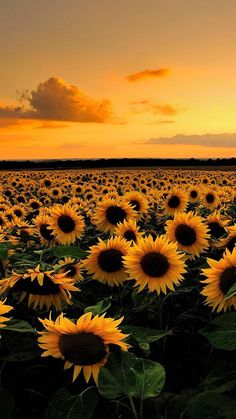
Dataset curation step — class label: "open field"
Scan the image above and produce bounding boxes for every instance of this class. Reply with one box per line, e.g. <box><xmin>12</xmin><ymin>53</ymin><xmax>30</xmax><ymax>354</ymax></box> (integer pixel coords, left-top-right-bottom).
<box><xmin>0</xmin><ymin>168</ymin><xmax>235</xmax><ymax>419</ymax></box>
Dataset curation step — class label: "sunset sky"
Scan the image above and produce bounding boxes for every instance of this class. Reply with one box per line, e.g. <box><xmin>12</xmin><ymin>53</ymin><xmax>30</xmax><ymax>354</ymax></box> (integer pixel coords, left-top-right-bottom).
<box><xmin>1</xmin><ymin>0</ymin><xmax>236</xmax><ymax>159</ymax></box>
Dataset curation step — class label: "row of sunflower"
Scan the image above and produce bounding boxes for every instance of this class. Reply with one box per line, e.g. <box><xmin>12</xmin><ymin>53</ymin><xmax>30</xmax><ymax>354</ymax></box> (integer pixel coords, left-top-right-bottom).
<box><xmin>0</xmin><ymin>168</ymin><xmax>235</xmax><ymax>418</ymax></box>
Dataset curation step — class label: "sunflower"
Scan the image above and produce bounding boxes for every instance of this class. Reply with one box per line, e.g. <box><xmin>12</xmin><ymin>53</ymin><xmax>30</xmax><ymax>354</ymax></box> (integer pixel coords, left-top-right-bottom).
<box><xmin>0</xmin><ymin>299</ymin><xmax>13</xmax><ymax>328</ymax></box>
<box><xmin>201</xmin><ymin>189</ymin><xmax>218</xmax><ymax>210</ymax></box>
<box><xmin>163</xmin><ymin>188</ymin><xmax>188</xmax><ymax>216</ymax></box>
<box><xmin>123</xmin><ymin>191</ymin><xmax>149</xmax><ymax>218</ymax></box>
<box><xmin>55</xmin><ymin>257</ymin><xmax>83</xmax><ymax>281</ymax></box>
<box><xmin>0</xmin><ymin>265</ymin><xmax>78</xmax><ymax>310</ymax></box>
<box><xmin>216</xmin><ymin>225</ymin><xmax>236</xmax><ymax>252</ymax></box>
<box><xmin>114</xmin><ymin>219</ymin><xmax>143</xmax><ymax>243</ymax></box>
<box><xmin>123</xmin><ymin>235</ymin><xmax>186</xmax><ymax>294</ymax></box>
<box><xmin>49</xmin><ymin>205</ymin><xmax>85</xmax><ymax>245</ymax></box>
<box><xmin>92</xmin><ymin>198</ymin><xmax>137</xmax><ymax>233</ymax></box>
<box><xmin>83</xmin><ymin>236</ymin><xmax>130</xmax><ymax>286</ymax></box>
<box><xmin>38</xmin><ymin>312</ymin><xmax>129</xmax><ymax>384</ymax></box>
<box><xmin>165</xmin><ymin>212</ymin><xmax>210</xmax><ymax>257</ymax></box>
<box><xmin>206</xmin><ymin>212</ymin><xmax>228</xmax><ymax>243</ymax></box>
<box><xmin>188</xmin><ymin>187</ymin><xmax>200</xmax><ymax>203</ymax></box>
<box><xmin>201</xmin><ymin>248</ymin><xmax>236</xmax><ymax>312</ymax></box>
<box><xmin>34</xmin><ymin>214</ymin><xmax>55</xmax><ymax>246</ymax></box>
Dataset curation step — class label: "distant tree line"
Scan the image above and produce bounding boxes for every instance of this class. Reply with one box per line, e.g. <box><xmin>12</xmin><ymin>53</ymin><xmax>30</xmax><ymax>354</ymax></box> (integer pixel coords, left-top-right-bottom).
<box><xmin>0</xmin><ymin>157</ymin><xmax>235</xmax><ymax>170</ymax></box>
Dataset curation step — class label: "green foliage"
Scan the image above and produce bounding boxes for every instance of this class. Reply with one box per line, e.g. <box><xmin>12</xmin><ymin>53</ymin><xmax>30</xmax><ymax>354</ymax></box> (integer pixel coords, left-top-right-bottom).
<box><xmin>200</xmin><ymin>312</ymin><xmax>236</xmax><ymax>350</ymax></box>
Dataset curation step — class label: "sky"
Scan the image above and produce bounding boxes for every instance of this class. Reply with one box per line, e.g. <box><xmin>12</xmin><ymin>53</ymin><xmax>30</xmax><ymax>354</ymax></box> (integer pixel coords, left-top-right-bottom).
<box><xmin>1</xmin><ymin>0</ymin><xmax>236</xmax><ymax>159</ymax></box>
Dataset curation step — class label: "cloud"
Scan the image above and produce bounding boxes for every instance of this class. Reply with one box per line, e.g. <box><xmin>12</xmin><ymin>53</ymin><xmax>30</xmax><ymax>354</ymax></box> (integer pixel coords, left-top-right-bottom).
<box><xmin>143</xmin><ymin>133</ymin><xmax>236</xmax><ymax>148</ymax></box>
<box><xmin>130</xmin><ymin>99</ymin><xmax>180</xmax><ymax>116</ymax></box>
<box><xmin>146</xmin><ymin>120</ymin><xmax>175</xmax><ymax>125</ymax></box>
<box><xmin>126</xmin><ymin>68</ymin><xmax>170</xmax><ymax>82</ymax></box>
<box><xmin>0</xmin><ymin>76</ymin><xmax>115</xmax><ymax>128</ymax></box>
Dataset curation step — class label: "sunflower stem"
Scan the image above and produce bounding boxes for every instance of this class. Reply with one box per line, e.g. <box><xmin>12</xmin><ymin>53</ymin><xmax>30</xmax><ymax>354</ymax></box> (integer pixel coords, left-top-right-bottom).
<box><xmin>158</xmin><ymin>294</ymin><xmax>163</xmax><ymax>329</ymax></box>
<box><xmin>129</xmin><ymin>397</ymin><xmax>138</xmax><ymax>419</ymax></box>
<box><xmin>139</xmin><ymin>399</ymin><xmax>144</xmax><ymax>419</ymax></box>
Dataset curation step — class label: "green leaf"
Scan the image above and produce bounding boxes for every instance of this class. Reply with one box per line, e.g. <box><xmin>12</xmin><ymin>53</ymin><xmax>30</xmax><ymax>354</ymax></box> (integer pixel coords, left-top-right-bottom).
<box><xmin>3</xmin><ymin>319</ymin><xmax>36</xmax><ymax>334</ymax></box>
<box><xmin>121</xmin><ymin>325</ymin><xmax>169</xmax><ymax>356</ymax></box>
<box><xmin>0</xmin><ymin>334</ymin><xmax>41</xmax><ymax>362</ymax></box>
<box><xmin>0</xmin><ymin>243</ymin><xmax>9</xmax><ymax>260</ymax></box>
<box><xmin>84</xmin><ymin>298</ymin><xmax>111</xmax><ymax>315</ymax></box>
<box><xmin>45</xmin><ymin>387</ymin><xmax>98</xmax><ymax>419</ymax></box>
<box><xmin>52</xmin><ymin>246</ymin><xmax>88</xmax><ymax>258</ymax></box>
<box><xmin>200</xmin><ymin>312</ymin><xmax>236</xmax><ymax>350</ymax></box>
<box><xmin>184</xmin><ymin>392</ymin><xmax>236</xmax><ymax>419</ymax></box>
<box><xmin>0</xmin><ymin>389</ymin><xmax>15</xmax><ymax>419</ymax></box>
<box><xmin>98</xmin><ymin>352</ymin><xmax>165</xmax><ymax>400</ymax></box>
<box><xmin>224</xmin><ymin>282</ymin><xmax>236</xmax><ymax>300</ymax></box>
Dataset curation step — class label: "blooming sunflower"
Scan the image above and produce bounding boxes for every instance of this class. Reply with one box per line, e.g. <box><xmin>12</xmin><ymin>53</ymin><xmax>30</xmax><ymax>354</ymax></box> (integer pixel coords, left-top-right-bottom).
<box><xmin>0</xmin><ymin>265</ymin><xmax>78</xmax><ymax>310</ymax></box>
<box><xmin>206</xmin><ymin>212</ymin><xmax>228</xmax><ymax>243</ymax></box>
<box><xmin>34</xmin><ymin>214</ymin><xmax>55</xmax><ymax>246</ymax></box>
<box><xmin>83</xmin><ymin>236</ymin><xmax>130</xmax><ymax>286</ymax></box>
<box><xmin>38</xmin><ymin>312</ymin><xmax>129</xmax><ymax>384</ymax></box>
<box><xmin>49</xmin><ymin>204</ymin><xmax>85</xmax><ymax>245</ymax></box>
<box><xmin>216</xmin><ymin>225</ymin><xmax>236</xmax><ymax>252</ymax></box>
<box><xmin>55</xmin><ymin>257</ymin><xmax>83</xmax><ymax>281</ymax></box>
<box><xmin>201</xmin><ymin>189</ymin><xmax>218</xmax><ymax>211</ymax></box>
<box><xmin>92</xmin><ymin>198</ymin><xmax>137</xmax><ymax>233</ymax></box>
<box><xmin>188</xmin><ymin>187</ymin><xmax>200</xmax><ymax>203</ymax></box>
<box><xmin>0</xmin><ymin>299</ymin><xmax>13</xmax><ymax>328</ymax></box>
<box><xmin>123</xmin><ymin>191</ymin><xmax>149</xmax><ymax>218</ymax></box>
<box><xmin>123</xmin><ymin>235</ymin><xmax>186</xmax><ymax>294</ymax></box>
<box><xmin>164</xmin><ymin>188</ymin><xmax>188</xmax><ymax>216</ymax></box>
<box><xmin>114</xmin><ymin>219</ymin><xmax>143</xmax><ymax>243</ymax></box>
<box><xmin>201</xmin><ymin>248</ymin><xmax>236</xmax><ymax>312</ymax></box>
<box><xmin>165</xmin><ymin>212</ymin><xmax>210</xmax><ymax>257</ymax></box>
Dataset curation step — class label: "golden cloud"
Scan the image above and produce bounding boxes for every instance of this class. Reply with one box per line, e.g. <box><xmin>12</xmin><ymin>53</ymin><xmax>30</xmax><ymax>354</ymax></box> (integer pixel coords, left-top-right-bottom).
<box><xmin>130</xmin><ymin>100</ymin><xmax>179</xmax><ymax>116</ymax></box>
<box><xmin>0</xmin><ymin>77</ymin><xmax>115</xmax><ymax>128</ymax></box>
<box><xmin>143</xmin><ymin>133</ymin><xmax>236</xmax><ymax>148</ymax></box>
<box><xmin>126</xmin><ymin>68</ymin><xmax>170</xmax><ymax>82</ymax></box>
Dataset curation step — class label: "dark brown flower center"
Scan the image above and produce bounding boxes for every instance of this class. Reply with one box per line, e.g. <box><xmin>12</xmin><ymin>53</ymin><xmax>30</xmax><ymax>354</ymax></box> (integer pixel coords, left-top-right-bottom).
<box><xmin>206</xmin><ymin>193</ymin><xmax>214</xmax><ymax>203</ymax></box>
<box><xmin>31</xmin><ymin>202</ymin><xmax>40</xmax><ymax>209</ymax></box>
<box><xmin>59</xmin><ymin>332</ymin><xmax>107</xmax><ymax>365</ymax></box>
<box><xmin>130</xmin><ymin>200</ymin><xmax>141</xmax><ymax>211</ymax></box>
<box><xmin>190</xmin><ymin>190</ymin><xmax>198</xmax><ymax>198</ymax></box>
<box><xmin>98</xmin><ymin>249</ymin><xmax>123</xmax><ymax>272</ymax></box>
<box><xmin>219</xmin><ymin>267</ymin><xmax>236</xmax><ymax>295</ymax></box>
<box><xmin>175</xmin><ymin>224</ymin><xmax>197</xmax><ymax>246</ymax></box>
<box><xmin>106</xmin><ymin>206</ymin><xmax>126</xmax><ymax>225</ymax></box>
<box><xmin>40</xmin><ymin>224</ymin><xmax>54</xmax><ymax>241</ymax></box>
<box><xmin>57</xmin><ymin>215</ymin><xmax>75</xmax><ymax>233</ymax></box>
<box><xmin>140</xmin><ymin>252</ymin><xmax>169</xmax><ymax>277</ymax></box>
<box><xmin>208</xmin><ymin>222</ymin><xmax>225</xmax><ymax>239</ymax></box>
<box><xmin>63</xmin><ymin>264</ymin><xmax>77</xmax><ymax>277</ymax></box>
<box><xmin>168</xmin><ymin>196</ymin><xmax>180</xmax><ymax>209</ymax></box>
<box><xmin>14</xmin><ymin>275</ymin><xmax>59</xmax><ymax>295</ymax></box>
<box><xmin>124</xmin><ymin>230</ymin><xmax>137</xmax><ymax>242</ymax></box>
<box><xmin>14</xmin><ymin>209</ymin><xmax>23</xmax><ymax>217</ymax></box>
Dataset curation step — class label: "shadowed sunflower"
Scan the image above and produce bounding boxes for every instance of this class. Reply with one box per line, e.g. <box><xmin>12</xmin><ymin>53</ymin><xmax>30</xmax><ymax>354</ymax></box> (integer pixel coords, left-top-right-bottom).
<box><xmin>37</xmin><ymin>312</ymin><xmax>129</xmax><ymax>384</ymax></box>
<box><xmin>165</xmin><ymin>212</ymin><xmax>210</xmax><ymax>258</ymax></box>
<box><xmin>114</xmin><ymin>219</ymin><xmax>143</xmax><ymax>244</ymax></box>
<box><xmin>0</xmin><ymin>299</ymin><xmax>13</xmax><ymax>328</ymax></box>
<box><xmin>92</xmin><ymin>198</ymin><xmax>137</xmax><ymax>233</ymax></box>
<box><xmin>201</xmin><ymin>248</ymin><xmax>236</xmax><ymax>312</ymax></box>
<box><xmin>215</xmin><ymin>225</ymin><xmax>236</xmax><ymax>252</ymax></box>
<box><xmin>55</xmin><ymin>257</ymin><xmax>83</xmax><ymax>282</ymax></box>
<box><xmin>0</xmin><ymin>265</ymin><xmax>78</xmax><ymax>310</ymax></box>
<box><xmin>164</xmin><ymin>188</ymin><xmax>188</xmax><ymax>216</ymax></box>
<box><xmin>123</xmin><ymin>191</ymin><xmax>149</xmax><ymax>218</ymax></box>
<box><xmin>49</xmin><ymin>205</ymin><xmax>85</xmax><ymax>245</ymax></box>
<box><xmin>123</xmin><ymin>235</ymin><xmax>186</xmax><ymax>294</ymax></box>
<box><xmin>206</xmin><ymin>212</ymin><xmax>229</xmax><ymax>245</ymax></box>
<box><xmin>34</xmin><ymin>214</ymin><xmax>55</xmax><ymax>246</ymax></box>
<box><xmin>83</xmin><ymin>236</ymin><xmax>130</xmax><ymax>286</ymax></box>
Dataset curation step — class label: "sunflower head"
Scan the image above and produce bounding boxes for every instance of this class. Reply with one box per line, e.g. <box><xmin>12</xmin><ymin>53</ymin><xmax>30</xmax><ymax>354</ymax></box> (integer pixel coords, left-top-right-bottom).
<box><xmin>38</xmin><ymin>312</ymin><xmax>129</xmax><ymax>384</ymax></box>
<box><xmin>56</xmin><ymin>257</ymin><xmax>83</xmax><ymax>281</ymax></box>
<box><xmin>164</xmin><ymin>188</ymin><xmax>188</xmax><ymax>216</ymax></box>
<box><xmin>0</xmin><ymin>299</ymin><xmax>13</xmax><ymax>328</ymax></box>
<box><xmin>49</xmin><ymin>204</ymin><xmax>85</xmax><ymax>245</ymax></box>
<box><xmin>92</xmin><ymin>198</ymin><xmax>137</xmax><ymax>233</ymax></box>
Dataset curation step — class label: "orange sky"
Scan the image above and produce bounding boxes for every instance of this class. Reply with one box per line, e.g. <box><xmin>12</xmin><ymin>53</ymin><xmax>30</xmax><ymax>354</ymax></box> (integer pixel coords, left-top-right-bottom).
<box><xmin>1</xmin><ymin>0</ymin><xmax>236</xmax><ymax>159</ymax></box>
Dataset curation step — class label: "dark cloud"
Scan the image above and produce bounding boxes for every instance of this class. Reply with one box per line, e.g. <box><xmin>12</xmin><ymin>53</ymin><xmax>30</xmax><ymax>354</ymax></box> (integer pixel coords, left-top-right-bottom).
<box><xmin>126</xmin><ymin>68</ymin><xmax>170</xmax><ymax>82</ymax></box>
<box><xmin>143</xmin><ymin>133</ymin><xmax>236</xmax><ymax>148</ymax></box>
<box><xmin>0</xmin><ymin>77</ymin><xmax>115</xmax><ymax>128</ymax></box>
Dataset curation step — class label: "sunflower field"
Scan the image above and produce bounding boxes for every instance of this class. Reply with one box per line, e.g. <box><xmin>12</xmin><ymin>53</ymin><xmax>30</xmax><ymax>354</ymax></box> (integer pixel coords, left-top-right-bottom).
<box><xmin>0</xmin><ymin>168</ymin><xmax>235</xmax><ymax>419</ymax></box>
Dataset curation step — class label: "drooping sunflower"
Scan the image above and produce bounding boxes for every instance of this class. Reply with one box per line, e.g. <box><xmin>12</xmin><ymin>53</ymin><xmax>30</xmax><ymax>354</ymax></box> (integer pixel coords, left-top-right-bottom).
<box><xmin>92</xmin><ymin>198</ymin><xmax>137</xmax><ymax>233</ymax></box>
<box><xmin>0</xmin><ymin>265</ymin><xmax>78</xmax><ymax>310</ymax></box>
<box><xmin>114</xmin><ymin>219</ymin><xmax>143</xmax><ymax>244</ymax></box>
<box><xmin>163</xmin><ymin>188</ymin><xmax>188</xmax><ymax>216</ymax></box>
<box><xmin>0</xmin><ymin>299</ymin><xmax>13</xmax><ymax>328</ymax></box>
<box><xmin>38</xmin><ymin>312</ymin><xmax>129</xmax><ymax>384</ymax></box>
<box><xmin>55</xmin><ymin>257</ymin><xmax>83</xmax><ymax>282</ymax></box>
<box><xmin>215</xmin><ymin>225</ymin><xmax>236</xmax><ymax>252</ymax></box>
<box><xmin>34</xmin><ymin>214</ymin><xmax>55</xmax><ymax>246</ymax></box>
<box><xmin>49</xmin><ymin>205</ymin><xmax>85</xmax><ymax>245</ymax></box>
<box><xmin>123</xmin><ymin>191</ymin><xmax>149</xmax><ymax>218</ymax></box>
<box><xmin>123</xmin><ymin>235</ymin><xmax>186</xmax><ymax>294</ymax></box>
<box><xmin>165</xmin><ymin>212</ymin><xmax>210</xmax><ymax>257</ymax></box>
<box><xmin>201</xmin><ymin>248</ymin><xmax>236</xmax><ymax>312</ymax></box>
<box><xmin>83</xmin><ymin>236</ymin><xmax>130</xmax><ymax>286</ymax></box>
<box><xmin>206</xmin><ymin>212</ymin><xmax>228</xmax><ymax>244</ymax></box>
